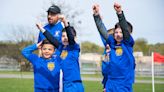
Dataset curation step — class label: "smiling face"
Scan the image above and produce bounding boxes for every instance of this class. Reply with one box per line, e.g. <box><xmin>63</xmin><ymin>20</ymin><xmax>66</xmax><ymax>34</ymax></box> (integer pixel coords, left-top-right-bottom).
<box><xmin>41</xmin><ymin>44</ymin><xmax>54</xmax><ymax>59</ymax></box>
<box><xmin>47</xmin><ymin>12</ymin><xmax>59</xmax><ymax>24</ymax></box>
<box><xmin>62</xmin><ymin>31</ymin><xmax>69</xmax><ymax>46</ymax></box>
<box><xmin>114</xmin><ymin>27</ymin><xmax>123</xmax><ymax>43</ymax></box>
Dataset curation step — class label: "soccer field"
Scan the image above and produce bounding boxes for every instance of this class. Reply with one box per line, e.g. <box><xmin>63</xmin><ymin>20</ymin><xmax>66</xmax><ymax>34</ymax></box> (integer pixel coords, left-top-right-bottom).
<box><xmin>0</xmin><ymin>78</ymin><xmax>163</xmax><ymax>92</ymax></box>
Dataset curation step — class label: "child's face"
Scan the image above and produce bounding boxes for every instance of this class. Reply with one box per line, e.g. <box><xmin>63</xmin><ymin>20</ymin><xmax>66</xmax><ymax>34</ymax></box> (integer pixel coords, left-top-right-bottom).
<box><xmin>41</xmin><ymin>44</ymin><xmax>55</xmax><ymax>59</ymax></box>
<box><xmin>114</xmin><ymin>27</ymin><xmax>123</xmax><ymax>43</ymax></box>
<box><xmin>62</xmin><ymin>32</ymin><xmax>69</xmax><ymax>46</ymax></box>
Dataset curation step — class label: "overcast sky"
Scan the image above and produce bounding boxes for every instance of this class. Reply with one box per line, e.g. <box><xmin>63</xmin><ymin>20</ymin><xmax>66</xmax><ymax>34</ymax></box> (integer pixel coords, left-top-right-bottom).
<box><xmin>0</xmin><ymin>0</ymin><xmax>163</xmax><ymax>46</ymax></box>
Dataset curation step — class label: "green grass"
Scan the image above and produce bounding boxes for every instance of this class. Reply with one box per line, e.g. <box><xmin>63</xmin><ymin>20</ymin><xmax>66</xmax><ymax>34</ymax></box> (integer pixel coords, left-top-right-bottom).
<box><xmin>136</xmin><ymin>76</ymin><xmax>164</xmax><ymax>81</ymax></box>
<box><xmin>0</xmin><ymin>71</ymin><xmax>164</xmax><ymax>81</ymax></box>
<box><xmin>133</xmin><ymin>83</ymin><xmax>164</xmax><ymax>92</ymax></box>
<box><xmin>81</xmin><ymin>74</ymin><xmax>102</xmax><ymax>78</ymax></box>
<box><xmin>0</xmin><ymin>71</ymin><xmax>164</xmax><ymax>92</ymax></box>
<box><xmin>0</xmin><ymin>78</ymin><xmax>34</xmax><ymax>92</ymax></box>
<box><xmin>0</xmin><ymin>78</ymin><xmax>163</xmax><ymax>92</ymax></box>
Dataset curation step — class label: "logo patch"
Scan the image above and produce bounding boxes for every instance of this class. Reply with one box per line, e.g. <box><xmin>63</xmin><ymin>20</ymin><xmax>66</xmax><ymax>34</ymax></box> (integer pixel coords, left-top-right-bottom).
<box><xmin>55</xmin><ymin>30</ymin><xmax>60</xmax><ymax>37</ymax></box>
<box><xmin>47</xmin><ymin>62</ymin><xmax>55</xmax><ymax>71</ymax></box>
<box><xmin>115</xmin><ymin>47</ymin><xmax>123</xmax><ymax>56</ymax></box>
<box><xmin>60</xmin><ymin>50</ymin><xmax>68</xmax><ymax>59</ymax></box>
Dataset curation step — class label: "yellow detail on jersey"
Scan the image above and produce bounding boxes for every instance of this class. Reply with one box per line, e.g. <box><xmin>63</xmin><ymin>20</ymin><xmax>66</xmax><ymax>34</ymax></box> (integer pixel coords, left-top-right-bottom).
<box><xmin>60</xmin><ymin>50</ymin><xmax>68</xmax><ymax>59</ymax></box>
<box><xmin>47</xmin><ymin>62</ymin><xmax>55</xmax><ymax>71</ymax></box>
<box><xmin>116</xmin><ymin>47</ymin><xmax>123</xmax><ymax>56</ymax></box>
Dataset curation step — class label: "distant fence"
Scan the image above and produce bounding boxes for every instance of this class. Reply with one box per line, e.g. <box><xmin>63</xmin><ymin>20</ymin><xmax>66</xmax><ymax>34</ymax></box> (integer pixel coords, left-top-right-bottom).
<box><xmin>80</xmin><ymin>60</ymin><xmax>164</xmax><ymax>77</ymax></box>
<box><xmin>0</xmin><ymin>57</ymin><xmax>20</xmax><ymax>71</ymax></box>
<box><xmin>0</xmin><ymin>65</ymin><xmax>20</xmax><ymax>71</ymax></box>
<box><xmin>0</xmin><ymin>58</ymin><xmax>164</xmax><ymax>77</ymax></box>
<box><xmin>136</xmin><ymin>62</ymin><xmax>164</xmax><ymax>77</ymax></box>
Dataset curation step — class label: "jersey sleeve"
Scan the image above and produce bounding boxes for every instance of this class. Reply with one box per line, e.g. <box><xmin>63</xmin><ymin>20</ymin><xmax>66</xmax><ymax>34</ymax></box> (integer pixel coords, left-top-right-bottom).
<box><xmin>93</xmin><ymin>14</ymin><xmax>108</xmax><ymax>41</ymax></box>
<box><xmin>65</xmin><ymin>26</ymin><xmax>76</xmax><ymax>45</ymax></box>
<box><xmin>100</xmin><ymin>34</ymin><xmax>107</xmax><ymax>47</ymax></box>
<box><xmin>117</xmin><ymin>11</ymin><xmax>130</xmax><ymax>41</ymax></box>
<box><xmin>123</xmin><ymin>35</ymin><xmax>135</xmax><ymax>47</ymax></box>
<box><xmin>21</xmin><ymin>44</ymin><xmax>39</xmax><ymax>65</ymax></box>
<box><xmin>102</xmin><ymin>61</ymin><xmax>109</xmax><ymax>74</ymax></box>
<box><xmin>43</xmin><ymin>30</ymin><xmax>60</xmax><ymax>48</ymax></box>
<box><xmin>106</xmin><ymin>34</ymin><xmax>115</xmax><ymax>48</ymax></box>
<box><xmin>37</xmin><ymin>32</ymin><xmax>45</xmax><ymax>43</ymax></box>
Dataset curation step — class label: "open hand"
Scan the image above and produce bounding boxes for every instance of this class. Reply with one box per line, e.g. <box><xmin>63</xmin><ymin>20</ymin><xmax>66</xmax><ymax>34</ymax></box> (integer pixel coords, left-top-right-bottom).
<box><xmin>36</xmin><ymin>23</ymin><xmax>43</xmax><ymax>31</ymax></box>
<box><xmin>37</xmin><ymin>41</ymin><xmax>42</xmax><ymax>49</ymax></box>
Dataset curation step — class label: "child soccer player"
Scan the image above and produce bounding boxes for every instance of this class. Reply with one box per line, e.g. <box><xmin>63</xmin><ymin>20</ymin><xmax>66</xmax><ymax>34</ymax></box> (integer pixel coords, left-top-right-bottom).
<box><xmin>93</xmin><ymin>2</ymin><xmax>135</xmax><ymax>92</ymax></box>
<box><xmin>92</xmin><ymin>4</ymin><xmax>114</xmax><ymax>91</ymax></box>
<box><xmin>101</xmin><ymin>44</ymin><xmax>112</xmax><ymax>92</ymax></box>
<box><xmin>36</xmin><ymin>15</ymin><xmax>84</xmax><ymax>92</ymax></box>
<box><xmin>21</xmin><ymin>39</ymin><xmax>61</xmax><ymax>92</ymax></box>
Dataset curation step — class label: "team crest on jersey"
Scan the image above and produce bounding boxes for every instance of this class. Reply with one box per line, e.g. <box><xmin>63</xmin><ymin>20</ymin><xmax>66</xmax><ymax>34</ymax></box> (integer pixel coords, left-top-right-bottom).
<box><xmin>47</xmin><ymin>62</ymin><xmax>55</xmax><ymax>71</ymax></box>
<box><xmin>115</xmin><ymin>47</ymin><xmax>123</xmax><ymax>56</ymax></box>
<box><xmin>55</xmin><ymin>30</ymin><xmax>60</xmax><ymax>37</ymax></box>
<box><xmin>60</xmin><ymin>50</ymin><xmax>68</xmax><ymax>59</ymax></box>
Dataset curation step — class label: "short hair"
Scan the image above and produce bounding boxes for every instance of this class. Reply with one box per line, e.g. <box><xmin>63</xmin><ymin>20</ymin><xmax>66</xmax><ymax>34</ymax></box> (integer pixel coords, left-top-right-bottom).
<box><xmin>114</xmin><ymin>21</ymin><xmax>133</xmax><ymax>33</ymax></box>
<box><xmin>41</xmin><ymin>39</ymin><xmax>54</xmax><ymax>48</ymax></box>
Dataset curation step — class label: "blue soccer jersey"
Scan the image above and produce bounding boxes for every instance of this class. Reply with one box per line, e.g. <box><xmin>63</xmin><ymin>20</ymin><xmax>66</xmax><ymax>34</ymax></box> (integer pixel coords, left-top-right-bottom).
<box><xmin>38</xmin><ymin>21</ymin><xmax>63</xmax><ymax>43</ymax></box>
<box><xmin>104</xmin><ymin>35</ymin><xmax>135</xmax><ymax>92</ymax></box>
<box><xmin>93</xmin><ymin>11</ymin><xmax>135</xmax><ymax>92</ymax></box>
<box><xmin>101</xmin><ymin>51</ymin><xmax>110</xmax><ymax>88</ymax></box>
<box><xmin>40</xmin><ymin>25</ymin><xmax>84</xmax><ymax>92</ymax></box>
<box><xmin>59</xmin><ymin>43</ymin><xmax>84</xmax><ymax>92</ymax></box>
<box><xmin>58</xmin><ymin>44</ymin><xmax>81</xmax><ymax>82</ymax></box>
<box><xmin>97</xmin><ymin>16</ymin><xmax>110</xmax><ymax>88</ymax></box>
<box><xmin>22</xmin><ymin>44</ymin><xmax>61</xmax><ymax>92</ymax></box>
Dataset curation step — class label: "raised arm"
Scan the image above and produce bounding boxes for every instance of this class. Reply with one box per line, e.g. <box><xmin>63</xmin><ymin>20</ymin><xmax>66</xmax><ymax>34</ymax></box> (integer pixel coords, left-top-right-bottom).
<box><xmin>114</xmin><ymin>3</ymin><xmax>130</xmax><ymax>40</ymax></box>
<box><xmin>21</xmin><ymin>42</ymin><xmax>42</xmax><ymax>64</ymax></box>
<box><xmin>93</xmin><ymin>4</ymin><xmax>108</xmax><ymax>41</ymax></box>
<box><xmin>36</xmin><ymin>23</ymin><xmax>60</xmax><ymax>48</ymax></box>
<box><xmin>58</xmin><ymin>15</ymin><xmax>76</xmax><ymax>45</ymax></box>
<box><xmin>65</xmin><ymin>26</ymin><xmax>76</xmax><ymax>45</ymax></box>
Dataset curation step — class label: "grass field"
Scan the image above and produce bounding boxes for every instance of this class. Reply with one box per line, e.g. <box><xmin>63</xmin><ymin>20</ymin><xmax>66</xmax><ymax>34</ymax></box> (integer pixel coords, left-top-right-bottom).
<box><xmin>0</xmin><ymin>71</ymin><xmax>164</xmax><ymax>81</ymax></box>
<box><xmin>0</xmin><ymin>78</ymin><xmax>164</xmax><ymax>92</ymax></box>
<box><xmin>0</xmin><ymin>71</ymin><xmax>164</xmax><ymax>92</ymax></box>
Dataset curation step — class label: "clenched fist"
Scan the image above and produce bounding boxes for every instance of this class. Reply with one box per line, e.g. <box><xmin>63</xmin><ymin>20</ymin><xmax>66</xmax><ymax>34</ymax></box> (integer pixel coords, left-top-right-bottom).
<box><xmin>58</xmin><ymin>14</ymin><xmax>68</xmax><ymax>27</ymax></box>
<box><xmin>92</xmin><ymin>4</ymin><xmax>100</xmax><ymax>15</ymax></box>
<box><xmin>114</xmin><ymin>2</ymin><xmax>122</xmax><ymax>14</ymax></box>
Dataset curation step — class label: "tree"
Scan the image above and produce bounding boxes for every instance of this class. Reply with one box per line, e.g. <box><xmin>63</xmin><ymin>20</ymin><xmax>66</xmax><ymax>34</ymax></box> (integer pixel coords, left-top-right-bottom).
<box><xmin>4</xmin><ymin>25</ymin><xmax>36</xmax><ymax>71</ymax></box>
<box><xmin>134</xmin><ymin>38</ymin><xmax>164</xmax><ymax>55</ymax></box>
<box><xmin>134</xmin><ymin>38</ymin><xmax>149</xmax><ymax>55</ymax></box>
<box><xmin>0</xmin><ymin>41</ymin><xmax>33</xmax><ymax>71</ymax></box>
<box><xmin>149</xmin><ymin>43</ymin><xmax>164</xmax><ymax>55</ymax></box>
<box><xmin>81</xmin><ymin>41</ymin><xmax>104</xmax><ymax>54</ymax></box>
<box><xmin>3</xmin><ymin>1</ymin><xmax>84</xmax><ymax>71</ymax></box>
